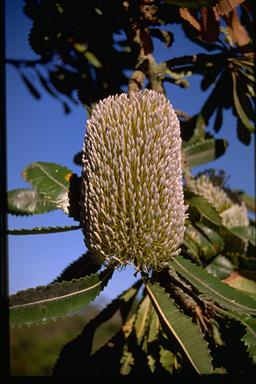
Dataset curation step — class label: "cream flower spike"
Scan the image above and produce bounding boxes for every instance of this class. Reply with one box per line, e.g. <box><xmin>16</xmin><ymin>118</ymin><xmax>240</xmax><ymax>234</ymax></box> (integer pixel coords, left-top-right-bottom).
<box><xmin>189</xmin><ymin>174</ymin><xmax>249</xmax><ymax>228</ymax></box>
<box><xmin>81</xmin><ymin>90</ymin><xmax>187</xmax><ymax>270</ymax></box>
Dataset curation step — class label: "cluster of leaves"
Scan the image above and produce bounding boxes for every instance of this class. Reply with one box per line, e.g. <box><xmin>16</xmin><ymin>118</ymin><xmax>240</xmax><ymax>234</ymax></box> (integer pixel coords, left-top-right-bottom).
<box><xmin>8</xmin><ymin>144</ymin><xmax>256</xmax><ymax>375</ymax></box>
<box><xmin>7</xmin><ymin>0</ymin><xmax>255</xmax><ymax>142</ymax></box>
<box><xmin>7</xmin><ymin>0</ymin><xmax>255</xmax><ymax>377</ymax></box>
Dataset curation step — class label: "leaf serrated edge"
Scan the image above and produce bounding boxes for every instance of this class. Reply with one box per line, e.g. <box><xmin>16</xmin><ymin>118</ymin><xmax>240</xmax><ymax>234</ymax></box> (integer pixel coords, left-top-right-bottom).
<box><xmin>171</xmin><ymin>256</ymin><xmax>256</xmax><ymax>315</ymax></box>
<box><xmin>145</xmin><ymin>281</ymin><xmax>213</xmax><ymax>375</ymax></box>
<box><xmin>7</xmin><ymin>225</ymin><xmax>81</xmax><ymax>235</ymax></box>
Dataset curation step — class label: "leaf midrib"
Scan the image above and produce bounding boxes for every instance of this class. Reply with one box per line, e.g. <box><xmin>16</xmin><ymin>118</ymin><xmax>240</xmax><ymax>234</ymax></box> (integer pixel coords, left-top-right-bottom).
<box><xmin>10</xmin><ymin>272</ymin><xmax>110</xmax><ymax>309</ymax></box>
<box><xmin>145</xmin><ymin>283</ymin><xmax>202</xmax><ymax>374</ymax></box>
<box><xmin>173</xmin><ymin>257</ymin><xmax>256</xmax><ymax>314</ymax></box>
<box><xmin>34</xmin><ymin>163</ymin><xmax>69</xmax><ymax>191</ymax></box>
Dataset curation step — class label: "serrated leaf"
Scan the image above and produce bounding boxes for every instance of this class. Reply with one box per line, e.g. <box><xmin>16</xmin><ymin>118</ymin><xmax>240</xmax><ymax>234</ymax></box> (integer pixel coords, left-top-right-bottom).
<box><xmin>23</xmin><ymin>162</ymin><xmax>73</xmax><ymax>213</ymax></box>
<box><xmin>159</xmin><ymin>345</ymin><xmax>176</xmax><ymax>374</ymax></box>
<box><xmin>183</xmin><ymin>138</ymin><xmax>228</xmax><ymax>168</ymax></box>
<box><xmin>170</xmin><ymin>255</ymin><xmax>256</xmax><ymax>315</ymax></box>
<box><xmin>188</xmin><ymin>195</ymin><xmax>222</xmax><ymax>226</ymax></box>
<box><xmin>218</xmin><ymin>309</ymin><xmax>256</xmax><ymax>364</ymax></box>
<box><xmin>145</xmin><ymin>282</ymin><xmax>213</xmax><ymax>374</ymax></box>
<box><xmin>120</xmin><ymin>346</ymin><xmax>134</xmax><ymax>375</ymax></box>
<box><xmin>7</xmin><ymin>225</ymin><xmax>80</xmax><ymax>235</ymax></box>
<box><xmin>9</xmin><ymin>268</ymin><xmax>113</xmax><ymax>327</ymax></box>
<box><xmin>148</xmin><ymin>307</ymin><xmax>160</xmax><ymax>343</ymax></box>
<box><xmin>134</xmin><ymin>295</ymin><xmax>151</xmax><ymax>345</ymax></box>
<box><xmin>8</xmin><ymin>189</ymin><xmax>56</xmax><ymax>216</ymax></box>
<box><xmin>53</xmin><ymin>252</ymin><xmax>101</xmax><ymax>283</ymax></box>
<box><xmin>147</xmin><ymin>354</ymin><xmax>157</xmax><ymax>373</ymax></box>
<box><xmin>206</xmin><ymin>255</ymin><xmax>234</xmax><ymax>279</ymax></box>
<box><xmin>228</xmin><ymin>226</ymin><xmax>256</xmax><ymax>246</ymax></box>
<box><xmin>241</xmin><ymin>316</ymin><xmax>256</xmax><ymax>364</ymax></box>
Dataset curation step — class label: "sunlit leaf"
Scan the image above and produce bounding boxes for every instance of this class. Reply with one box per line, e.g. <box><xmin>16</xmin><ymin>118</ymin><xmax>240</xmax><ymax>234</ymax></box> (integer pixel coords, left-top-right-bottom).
<box><xmin>120</xmin><ymin>345</ymin><xmax>134</xmax><ymax>375</ymax></box>
<box><xmin>134</xmin><ymin>295</ymin><xmax>151</xmax><ymax>345</ymax></box>
<box><xmin>23</xmin><ymin>162</ymin><xmax>73</xmax><ymax>213</ymax></box>
<box><xmin>145</xmin><ymin>282</ymin><xmax>213</xmax><ymax>374</ymax></box>
<box><xmin>8</xmin><ymin>188</ymin><xmax>56</xmax><ymax>216</ymax></box>
<box><xmin>10</xmin><ymin>268</ymin><xmax>113</xmax><ymax>327</ymax></box>
<box><xmin>7</xmin><ymin>225</ymin><xmax>80</xmax><ymax>236</ymax></box>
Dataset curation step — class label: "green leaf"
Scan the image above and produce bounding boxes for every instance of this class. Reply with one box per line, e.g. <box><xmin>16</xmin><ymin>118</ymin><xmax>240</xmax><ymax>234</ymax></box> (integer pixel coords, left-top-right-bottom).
<box><xmin>148</xmin><ymin>307</ymin><xmax>160</xmax><ymax>343</ymax></box>
<box><xmin>120</xmin><ymin>346</ymin><xmax>134</xmax><ymax>375</ymax></box>
<box><xmin>196</xmin><ymin>222</ymin><xmax>224</xmax><ymax>255</ymax></box>
<box><xmin>8</xmin><ymin>189</ymin><xmax>56</xmax><ymax>216</ymax></box>
<box><xmin>22</xmin><ymin>162</ymin><xmax>73</xmax><ymax>213</ymax></box>
<box><xmin>159</xmin><ymin>345</ymin><xmax>176</xmax><ymax>374</ymax></box>
<box><xmin>134</xmin><ymin>295</ymin><xmax>151</xmax><ymax>345</ymax></box>
<box><xmin>84</xmin><ymin>51</ymin><xmax>102</xmax><ymax>68</ymax></box>
<box><xmin>241</xmin><ymin>316</ymin><xmax>256</xmax><ymax>364</ymax></box>
<box><xmin>228</xmin><ymin>226</ymin><xmax>256</xmax><ymax>247</ymax></box>
<box><xmin>170</xmin><ymin>255</ymin><xmax>256</xmax><ymax>315</ymax></box>
<box><xmin>185</xmin><ymin>224</ymin><xmax>216</xmax><ymax>260</ymax></box>
<box><xmin>7</xmin><ymin>225</ymin><xmax>81</xmax><ymax>235</ymax></box>
<box><xmin>239</xmin><ymin>192</ymin><xmax>256</xmax><ymax>213</ymax></box>
<box><xmin>147</xmin><ymin>354</ymin><xmax>157</xmax><ymax>373</ymax></box>
<box><xmin>183</xmin><ymin>138</ymin><xmax>228</xmax><ymax>168</ymax></box>
<box><xmin>232</xmin><ymin>72</ymin><xmax>254</xmax><ymax>133</ymax></box>
<box><xmin>188</xmin><ymin>195</ymin><xmax>222</xmax><ymax>226</ymax></box>
<box><xmin>206</xmin><ymin>255</ymin><xmax>234</xmax><ymax>279</ymax></box>
<box><xmin>145</xmin><ymin>282</ymin><xmax>213</xmax><ymax>375</ymax></box>
<box><xmin>9</xmin><ymin>268</ymin><xmax>113</xmax><ymax>327</ymax></box>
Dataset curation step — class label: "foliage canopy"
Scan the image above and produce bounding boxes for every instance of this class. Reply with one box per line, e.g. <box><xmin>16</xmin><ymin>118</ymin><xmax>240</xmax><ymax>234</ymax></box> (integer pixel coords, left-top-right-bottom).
<box><xmin>8</xmin><ymin>0</ymin><xmax>255</xmax><ymax>377</ymax></box>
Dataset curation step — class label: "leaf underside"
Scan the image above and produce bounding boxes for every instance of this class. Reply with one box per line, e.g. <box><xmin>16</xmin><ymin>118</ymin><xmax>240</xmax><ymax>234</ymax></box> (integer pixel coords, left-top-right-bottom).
<box><xmin>8</xmin><ymin>188</ymin><xmax>57</xmax><ymax>215</ymax></box>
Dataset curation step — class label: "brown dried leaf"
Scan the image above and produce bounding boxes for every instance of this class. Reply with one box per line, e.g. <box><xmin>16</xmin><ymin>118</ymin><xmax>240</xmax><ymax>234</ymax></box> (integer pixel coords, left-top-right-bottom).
<box><xmin>180</xmin><ymin>7</ymin><xmax>201</xmax><ymax>31</ymax></box>
<box><xmin>216</xmin><ymin>0</ymin><xmax>244</xmax><ymax>16</ymax></box>
<box><xmin>225</xmin><ymin>8</ymin><xmax>250</xmax><ymax>46</ymax></box>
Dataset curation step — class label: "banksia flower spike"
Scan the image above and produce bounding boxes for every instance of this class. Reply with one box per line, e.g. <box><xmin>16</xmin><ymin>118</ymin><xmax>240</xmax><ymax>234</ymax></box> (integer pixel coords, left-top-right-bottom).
<box><xmin>189</xmin><ymin>174</ymin><xmax>249</xmax><ymax>228</ymax></box>
<box><xmin>81</xmin><ymin>90</ymin><xmax>187</xmax><ymax>271</ymax></box>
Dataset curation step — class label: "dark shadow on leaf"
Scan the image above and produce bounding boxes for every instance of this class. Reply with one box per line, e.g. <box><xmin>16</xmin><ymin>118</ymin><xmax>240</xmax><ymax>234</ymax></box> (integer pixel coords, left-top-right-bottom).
<box><xmin>53</xmin><ymin>280</ymin><xmax>142</xmax><ymax>376</ymax></box>
<box><xmin>52</xmin><ymin>252</ymin><xmax>101</xmax><ymax>283</ymax></box>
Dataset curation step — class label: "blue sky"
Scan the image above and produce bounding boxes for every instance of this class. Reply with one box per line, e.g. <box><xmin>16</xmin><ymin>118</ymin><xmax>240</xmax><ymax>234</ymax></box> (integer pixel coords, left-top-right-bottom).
<box><xmin>6</xmin><ymin>1</ymin><xmax>254</xmax><ymax>299</ymax></box>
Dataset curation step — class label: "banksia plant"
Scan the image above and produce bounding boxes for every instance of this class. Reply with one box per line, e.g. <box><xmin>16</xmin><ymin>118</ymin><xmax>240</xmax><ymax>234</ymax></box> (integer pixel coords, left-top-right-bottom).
<box><xmin>189</xmin><ymin>174</ymin><xmax>249</xmax><ymax>228</ymax></box>
<box><xmin>80</xmin><ymin>90</ymin><xmax>187</xmax><ymax>271</ymax></box>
